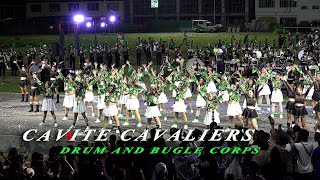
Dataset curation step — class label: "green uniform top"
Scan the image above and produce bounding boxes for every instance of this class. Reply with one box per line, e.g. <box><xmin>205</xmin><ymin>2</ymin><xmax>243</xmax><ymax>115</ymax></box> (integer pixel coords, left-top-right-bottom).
<box><xmin>157</xmin><ymin>82</ymin><xmax>166</xmax><ymax>94</ymax></box>
<box><xmin>228</xmin><ymin>89</ymin><xmax>241</xmax><ymax>102</ymax></box>
<box><xmin>145</xmin><ymin>92</ymin><xmax>159</xmax><ymax>106</ymax></box>
<box><xmin>104</xmin><ymin>90</ymin><xmax>118</xmax><ymax>103</ymax></box>
<box><xmin>75</xmin><ymin>88</ymin><xmax>86</xmax><ymax>101</ymax></box>
<box><xmin>170</xmin><ymin>80</ymin><xmax>188</xmax><ymax>101</ymax></box>
<box><xmin>97</xmin><ymin>82</ymin><xmax>107</xmax><ymax>95</ymax></box>
<box><xmin>44</xmin><ymin>88</ymin><xmax>53</xmax><ymax>97</ymax></box>
<box><xmin>272</xmin><ymin>79</ymin><xmax>282</xmax><ymax>90</ymax></box>
<box><xmin>128</xmin><ymin>85</ymin><xmax>144</xmax><ymax>97</ymax></box>
<box><xmin>58</xmin><ymin>73</ymin><xmax>76</xmax><ymax>93</ymax></box>
<box><xmin>85</xmin><ymin>79</ymin><xmax>96</xmax><ymax>91</ymax></box>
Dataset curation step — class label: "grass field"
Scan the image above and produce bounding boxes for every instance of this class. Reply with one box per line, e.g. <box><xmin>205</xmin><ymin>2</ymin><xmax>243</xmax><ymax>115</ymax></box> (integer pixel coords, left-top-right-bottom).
<box><xmin>0</xmin><ymin>32</ymin><xmax>280</xmax><ymax>93</ymax></box>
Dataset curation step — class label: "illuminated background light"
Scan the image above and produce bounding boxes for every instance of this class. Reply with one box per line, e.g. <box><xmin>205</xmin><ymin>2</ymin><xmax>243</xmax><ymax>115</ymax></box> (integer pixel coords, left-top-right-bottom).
<box><xmin>109</xmin><ymin>16</ymin><xmax>116</xmax><ymax>23</ymax></box>
<box><xmin>73</xmin><ymin>14</ymin><xmax>84</xmax><ymax>23</ymax></box>
<box><xmin>86</xmin><ymin>22</ymin><xmax>92</xmax><ymax>28</ymax></box>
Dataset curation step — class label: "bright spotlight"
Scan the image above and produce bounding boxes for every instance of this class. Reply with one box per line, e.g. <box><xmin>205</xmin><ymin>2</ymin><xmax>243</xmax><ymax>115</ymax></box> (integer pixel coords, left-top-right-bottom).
<box><xmin>100</xmin><ymin>22</ymin><xmax>106</xmax><ymax>27</ymax></box>
<box><xmin>74</xmin><ymin>14</ymin><xmax>84</xmax><ymax>23</ymax></box>
<box><xmin>109</xmin><ymin>16</ymin><xmax>116</xmax><ymax>23</ymax></box>
<box><xmin>86</xmin><ymin>22</ymin><xmax>92</xmax><ymax>28</ymax></box>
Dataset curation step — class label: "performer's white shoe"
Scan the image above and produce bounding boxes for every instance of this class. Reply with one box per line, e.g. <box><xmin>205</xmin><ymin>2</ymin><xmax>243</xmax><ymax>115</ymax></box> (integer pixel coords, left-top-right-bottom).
<box><xmin>54</xmin><ymin>123</ymin><xmax>58</xmax><ymax>127</ymax></box>
<box><xmin>118</xmin><ymin>114</ymin><xmax>123</xmax><ymax>118</ymax></box>
<box><xmin>190</xmin><ymin>110</ymin><xmax>194</xmax><ymax>113</ymax></box>
<box><xmin>39</xmin><ymin>122</ymin><xmax>45</xmax><ymax>126</ymax></box>
<box><xmin>171</xmin><ymin>124</ymin><xmax>177</xmax><ymax>128</ymax></box>
<box><xmin>62</xmin><ymin>116</ymin><xmax>68</xmax><ymax>121</ymax></box>
<box><xmin>116</xmin><ymin>129</ymin><xmax>120</xmax><ymax>133</ymax></box>
<box><xmin>184</xmin><ymin>125</ymin><xmax>188</xmax><ymax>130</ymax></box>
<box><xmin>109</xmin><ymin>120</ymin><xmax>113</xmax><ymax>125</ymax></box>
<box><xmin>85</xmin><ymin>126</ymin><xmax>90</xmax><ymax>130</ymax></box>
<box><xmin>192</xmin><ymin>119</ymin><xmax>199</xmax><ymax>123</ymax></box>
<box><xmin>279</xmin><ymin>114</ymin><xmax>283</xmax><ymax>119</ymax></box>
<box><xmin>267</xmin><ymin>108</ymin><xmax>271</xmax><ymax>111</ymax></box>
<box><xmin>271</xmin><ymin>114</ymin><xmax>274</xmax><ymax>118</ymax></box>
<box><xmin>91</xmin><ymin>113</ymin><xmax>95</xmax><ymax>117</ymax></box>
<box><xmin>137</xmin><ymin>123</ymin><xmax>142</xmax><ymax>128</ymax></box>
<box><xmin>164</xmin><ymin>117</ymin><xmax>167</xmax><ymax>121</ymax></box>
<box><xmin>160</xmin><ymin>108</ymin><xmax>163</xmax><ymax>112</ymax></box>
<box><xmin>313</xmin><ymin>111</ymin><xmax>316</xmax><ymax>114</ymax></box>
<box><xmin>95</xmin><ymin>119</ymin><xmax>101</xmax><ymax>123</ymax></box>
<box><xmin>123</xmin><ymin>122</ymin><xmax>129</xmax><ymax>126</ymax></box>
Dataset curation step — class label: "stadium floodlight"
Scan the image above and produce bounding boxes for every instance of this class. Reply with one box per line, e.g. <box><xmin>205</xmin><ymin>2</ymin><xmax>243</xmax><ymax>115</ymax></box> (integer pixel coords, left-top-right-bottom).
<box><xmin>100</xmin><ymin>22</ymin><xmax>106</xmax><ymax>27</ymax></box>
<box><xmin>86</xmin><ymin>22</ymin><xmax>92</xmax><ymax>28</ymax></box>
<box><xmin>74</xmin><ymin>14</ymin><xmax>84</xmax><ymax>23</ymax></box>
<box><xmin>109</xmin><ymin>15</ymin><xmax>116</xmax><ymax>23</ymax></box>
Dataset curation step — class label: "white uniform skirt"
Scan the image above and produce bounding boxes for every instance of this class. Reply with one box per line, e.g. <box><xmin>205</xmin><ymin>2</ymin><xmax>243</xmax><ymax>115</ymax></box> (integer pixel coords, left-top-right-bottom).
<box><xmin>196</xmin><ymin>94</ymin><xmax>206</xmax><ymax>108</ymax></box>
<box><xmin>271</xmin><ymin>89</ymin><xmax>283</xmax><ymax>103</ymax></box>
<box><xmin>103</xmin><ymin>104</ymin><xmax>118</xmax><ymax>117</ymax></box>
<box><xmin>63</xmin><ymin>94</ymin><xmax>75</xmax><ymax>108</ymax></box>
<box><xmin>219</xmin><ymin>90</ymin><xmax>229</xmax><ymax>102</ymax></box>
<box><xmin>73</xmin><ymin>101</ymin><xmax>86</xmax><ymax>113</ymax></box>
<box><xmin>119</xmin><ymin>94</ymin><xmax>129</xmax><ymax>105</ymax></box>
<box><xmin>126</xmin><ymin>98</ymin><xmax>140</xmax><ymax>110</ymax></box>
<box><xmin>303</xmin><ymin>86</ymin><xmax>314</xmax><ymax>100</ymax></box>
<box><xmin>158</xmin><ymin>92</ymin><xmax>168</xmax><ymax>104</ymax></box>
<box><xmin>97</xmin><ymin>95</ymin><xmax>105</xmax><ymax>110</ymax></box>
<box><xmin>173</xmin><ymin>101</ymin><xmax>187</xmax><ymax>113</ymax></box>
<box><xmin>84</xmin><ymin>91</ymin><xmax>94</xmax><ymax>102</ymax></box>
<box><xmin>185</xmin><ymin>88</ymin><xmax>192</xmax><ymax>98</ymax></box>
<box><xmin>204</xmin><ymin>110</ymin><xmax>220</xmax><ymax>125</ymax></box>
<box><xmin>145</xmin><ymin>106</ymin><xmax>162</xmax><ymax>118</ymax></box>
<box><xmin>42</xmin><ymin>98</ymin><xmax>57</xmax><ymax>112</ymax></box>
<box><xmin>227</xmin><ymin>103</ymin><xmax>242</xmax><ymax>116</ymax></box>
<box><xmin>258</xmin><ymin>84</ymin><xmax>271</xmax><ymax>96</ymax></box>
<box><xmin>207</xmin><ymin>81</ymin><xmax>217</xmax><ymax>93</ymax></box>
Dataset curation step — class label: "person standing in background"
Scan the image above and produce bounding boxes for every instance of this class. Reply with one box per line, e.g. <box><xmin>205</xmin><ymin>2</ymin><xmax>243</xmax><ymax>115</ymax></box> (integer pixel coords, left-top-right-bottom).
<box><xmin>0</xmin><ymin>52</ymin><xmax>5</xmax><ymax>77</ymax></box>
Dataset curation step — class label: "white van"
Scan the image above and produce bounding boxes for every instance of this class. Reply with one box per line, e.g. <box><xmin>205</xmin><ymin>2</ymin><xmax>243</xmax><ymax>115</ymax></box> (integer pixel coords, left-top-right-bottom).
<box><xmin>192</xmin><ymin>20</ymin><xmax>222</xmax><ymax>33</ymax></box>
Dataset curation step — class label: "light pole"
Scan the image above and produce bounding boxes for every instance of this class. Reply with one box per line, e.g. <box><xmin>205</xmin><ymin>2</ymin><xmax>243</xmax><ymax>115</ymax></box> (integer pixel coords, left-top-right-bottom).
<box><xmin>214</xmin><ymin>0</ymin><xmax>216</xmax><ymax>24</ymax></box>
<box><xmin>109</xmin><ymin>15</ymin><xmax>116</xmax><ymax>33</ymax></box>
<box><xmin>73</xmin><ymin>14</ymin><xmax>84</xmax><ymax>56</ymax></box>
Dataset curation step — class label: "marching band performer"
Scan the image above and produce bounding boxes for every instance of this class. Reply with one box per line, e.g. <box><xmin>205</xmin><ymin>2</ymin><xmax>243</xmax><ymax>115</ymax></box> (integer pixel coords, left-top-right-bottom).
<box><xmin>239</xmin><ymin>84</ymin><xmax>259</xmax><ymax>130</ymax></box>
<box><xmin>94</xmin><ymin>70</ymin><xmax>107</xmax><ymax>123</ymax></box>
<box><xmin>254</xmin><ymin>67</ymin><xmax>271</xmax><ymax>111</ymax></box>
<box><xmin>283</xmin><ymin>77</ymin><xmax>313</xmax><ymax>129</ymax></box>
<box><xmin>157</xmin><ymin>76</ymin><xmax>168</xmax><ymax>121</ymax></box>
<box><xmin>58</xmin><ymin>70</ymin><xmax>76</xmax><ymax>121</ymax></box>
<box><xmin>170</xmin><ymin>80</ymin><xmax>189</xmax><ymax>129</ymax></box>
<box><xmin>203</xmin><ymin>92</ymin><xmax>220</xmax><ymax>128</ymax></box>
<box><xmin>103</xmin><ymin>84</ymin><xmax>120</xmax><ymax>133</ymax></box>
<box><xmin>270</xmin><ymin>73</ymin><xmax>284</xmax><ymax>119</ymax></box>
<box><xmin>28</xmin><ymin>73</ymin><xmax>42</xmax><ymax>112</ymax></box>
<box><xmin>283</xmin><ymin>79</ymin><xmax>296</xmax><ymax>130</ymax></box>
<box><xmin>14</xmin><ymin>61</ymin><xmax>29</xmax><ymax>102</ymax></box>
<box><xmin>69</xmin><ymin>82</ymin><xmax>90</xmax><ymax>130</ymax></box>
<box><xmin>145</xmin><ymin>85</ymin><xmax>162</xmax><ymax>129</ymax></box>
<box><xmin>226</xmin><ymin>84</ymin><xmax>243</xmax><ymax>128</ymax></box>
<box><xmin>124</xmin><ymin>81</ymin><xmax>144</xmax><ymax>127</ymax></box>
<box><xmin>83</xmin><ymin>75</ymin><xmax>96</xmax><ymax>117</ymax></box>
<box><xmin>49</xmin><ymin>66</ymin><xmax>59</xmax><ymax>103</ymax></box>
<box><xmin>192</xmin><ymin>76</ymin><xmax>207</xmax><ymax>123</ymax></box>
<box><xmin>39</xmin><ymin>81</ymin><xmax>58</xmax><ymax>127</ymax></box>
<box><xmin>118</xmin><ymin>76</ymin><xmax>129</xmax><ymax>118</ymax></box>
